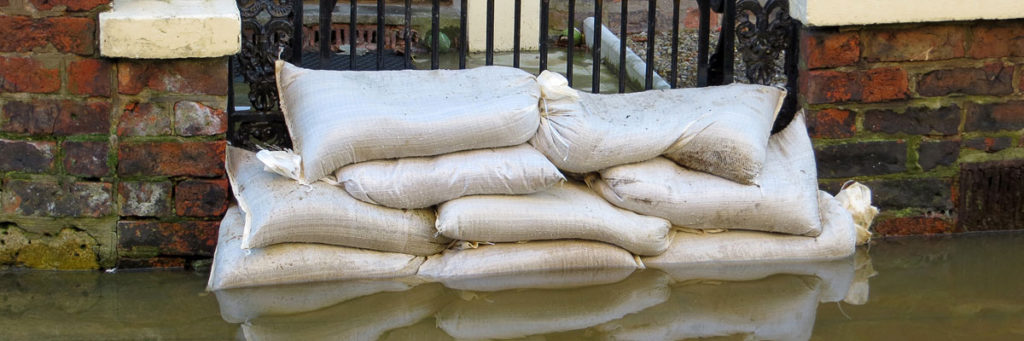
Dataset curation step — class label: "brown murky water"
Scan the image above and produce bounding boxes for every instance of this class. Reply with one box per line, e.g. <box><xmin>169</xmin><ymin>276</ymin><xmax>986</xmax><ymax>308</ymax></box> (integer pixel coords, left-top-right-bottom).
<box><xmin>1</xmin><ymin>231</ymin><xmax>1022</xmax><ymax>340</ymax></box>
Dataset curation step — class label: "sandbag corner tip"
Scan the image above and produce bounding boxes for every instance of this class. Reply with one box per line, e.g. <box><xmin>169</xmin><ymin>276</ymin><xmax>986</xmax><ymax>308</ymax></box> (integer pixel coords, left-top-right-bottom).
<box><xmin>836</xmin><ymin>181</ymin><xmax>879</xmax><ymax>246</ymax></box>
<box><xmin>537</xmin><ymin>70</ymin><xmax>579</xmax><ymax>102</ymax></box>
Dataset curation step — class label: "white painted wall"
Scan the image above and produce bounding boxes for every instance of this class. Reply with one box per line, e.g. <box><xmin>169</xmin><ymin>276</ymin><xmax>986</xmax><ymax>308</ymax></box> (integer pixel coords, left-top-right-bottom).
<box><xmin>466</xmin><ymin>0</ymin><xmax>541</xmax><ymax>52</ymax></box>
<box><xmin>100</xmin><ymin>0</ymin><xmax>241</xmax><ymax>59</ymax></box>
<box><xmin>790</xmin><ymin>0</ymin><xmax>1024</xmax><ymax>27</ymax></box>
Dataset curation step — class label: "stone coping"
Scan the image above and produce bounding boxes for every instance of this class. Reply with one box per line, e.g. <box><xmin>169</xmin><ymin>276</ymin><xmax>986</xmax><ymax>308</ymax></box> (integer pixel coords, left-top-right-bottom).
<box><xmin>99</xmin><ymin>0</ymin><xmax>241</xmax><ymax>59</ymax></box>
<box><xmin>790</xmin><ymin>0</ymin><xmax>1024</xmax><ymax>27</ymax></box>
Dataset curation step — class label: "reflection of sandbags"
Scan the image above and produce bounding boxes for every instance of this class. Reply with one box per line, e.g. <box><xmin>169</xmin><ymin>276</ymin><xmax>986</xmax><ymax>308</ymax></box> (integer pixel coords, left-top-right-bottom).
<box><xmin>418</xmin><ymin>240</ymin><xmax>641</xmax><ymax>287</ymax></box>
<box><xmin>590</xmin><ymin>113</ymin><xmax>820</xmax><ymax>236</ymax></box>
<box><xmin>436</xmin><ymin>182</ymin><xmax>671</xmax><ymax>256</ymax></box>
<box><xmin>434</xmin><ymin>267</ymin><xmax>637</xmax><ymax>292</ymax></box>
<box><xmin>531</xmin><ymin>71</ymin><xmax>783</xmax><ymax>183</ymax></box>
<box><xmin>597</xmin><ymin>275</ymin><xmax>823</xmax><ymax>341</ymax></box>
<box><xmin>215</xmin><ymin>279</ymin><xmax>418</xmax><ymax>323</ymax></box>
<box><xmin>275</xmin><ymin>60</ymin><xmax>541</xmax><ymax>183</ymax></box>
<box><xmin>208</xmin><ymin>207</ymin><xmax>424</xmax><ymax>290</ymax></box>
<box><xmin>227</xmin><ymin>147</ymin><xmax>447</xmax><ymax>254</ymax></box>
<box><xmin>845</xmin><ymin>248</ymin><xmax>876</xmax><ymax>305</ymax></box>
<box><xmin>436</xmin><ymin>270</ymin><xmax>671</xmax><ymax>339</ymax></box>
<box><xmin>242</xmin><ymin>283</ymin><xmax>448</xmax><ymax>341</ymax></box>
<box><xmin>331</xmin><ymin>144</ymin><xmax>564</xmax><ymax>209</ymax></box>
<box><xmin>642</xmin><ymin>190</ymin><xmax>856</xmax><ymax>269</ymax></box>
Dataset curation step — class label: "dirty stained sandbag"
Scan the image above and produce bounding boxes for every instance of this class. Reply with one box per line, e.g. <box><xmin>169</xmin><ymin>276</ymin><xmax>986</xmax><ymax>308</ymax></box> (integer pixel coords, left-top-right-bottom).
<box><xmin>207</xmin><ymin>206</ymin><xmax>425</xmax><ymax>291</ymax></box>
<box><xmin>330</xmin><ymin>144</ymin><xmax>564</xmax><ymax>209</ymax></box>
<box><xmin>227</xmin><ymin>147</ymin><xmax>448</xmax><ymax>255</ymax></box>
<box><xmin>590</xmin><ymin>113</ymin><xmax>821</xmax><ymax>236</ymax></box>
<box><xmin>214</xmin><ymin>279</ymin><xmax>418</xmax><ymax>323</ymax></box>
<box><xmin>436</xmin><ymin>181</ymin><xmax>672</xmax><ymax>256</ymax></box>
<box><xmin>275</xmin><ymin>60</ymin><xmax>541</xmax><ymax>183</ymax></box>
<box><xmin>530</xmin><ymin>71</ymin><xmax>784</xmax><ymax>184</ymax></box>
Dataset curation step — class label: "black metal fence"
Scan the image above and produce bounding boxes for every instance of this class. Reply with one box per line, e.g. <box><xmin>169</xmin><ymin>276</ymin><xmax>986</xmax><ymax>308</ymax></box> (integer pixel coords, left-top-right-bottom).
<box><xmin>230</xmin><ymin>0</ymin><xmax>800</xmax><ymax>148</ymax></box>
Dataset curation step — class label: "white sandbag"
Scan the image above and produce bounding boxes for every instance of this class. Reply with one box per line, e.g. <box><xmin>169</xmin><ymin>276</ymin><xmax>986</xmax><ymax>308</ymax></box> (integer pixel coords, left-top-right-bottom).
<box><xmin>590</xmin><ymin>112</ymin><xmax>820</xmax><ymax>236</ymax></box>
<box><xmin>417</xmin><ymin>240</ymin><xmax>642</xmax><ymax>283</ymax></box>
<box><xmin>214</xmin><ymin>279</ymin><xmax>418</xmax><ymax>323</ymax></box>
<box><xmin>433</xmin><ymin>268</ymin><xmax>637</xmax><ymax>292</ymax></box>
<box><xmin>436</xmin><ymin>181</ymin><xmax>671</xmax><ymax>256</ymax></box>
<box><xmin>330</xmin><ymin>144</ymin><xmax>564</xmax><ymax>209</ymax></box>
<box><xmin>835</xmin><ymin>181</ymin><xmax>879</xmax><ymax>245</ymax></box>
<box><xmin>276</xmin><ymin>60</ymin><xmax>541</xmax><ymax>183</ymax></box>
<box><xmin>435</xmin><ymin>270</ymin><xmax>670</xmax><ymax>339</ymax></box>
<box><xmin>207</xmin><ymin>206</ymin><xmax>425</xmax><ymax>290</ymax></box>
<box><xmin>531</xmin><ymin>71</ymin><xmax>784</xmax><ymax>183</ymax></box>
<box><xmin>227</xmin><ymin>147</ymin><xmax>447</xmax><ymax>255</ymax></box>
<box><xmin>641</xmin><ymin>190</ymin><xmax>857</xmax><ymax>269</ymax></box>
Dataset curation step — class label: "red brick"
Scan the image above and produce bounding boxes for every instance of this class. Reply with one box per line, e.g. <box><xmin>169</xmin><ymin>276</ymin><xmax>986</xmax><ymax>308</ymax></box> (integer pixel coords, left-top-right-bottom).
<box><xmin>863</xmin><ymin>105</ymin><xmax>960</xmax><ymax>136</ymax></box>
<box><xmin>174</xmin><ymin>101</ymin><xmax>226</xmax><ymax>136</ymax></box>
<box><xmin>683</xmin><ymin>7</ymin><xmax>719</xmax><ymax>30</ymax></box>
<box><xmin>117</xmin><ymin>257</ymin><xmax>186</xmax><ymax>269</ymax></box>
<box><xmin>118</xmin><ymin>181</ymin><xmax>172</xmax><ymax>217</ymax></box>
<box><xmin>2</xmin><ymin>179</ymin><xmax>112</xmax><ymax>217</ymax></box>
<box><xmin>918</xmin><ymin>141</ymin><xmax>959</xmax><ymax>171</ymax></box>
<box><xmin>917</xmin><ymin>63</ymin><xmax>1015</xmax><ymax>97</ymax></box>
<box><xmin>174</xmin><ymin>179</ymin><xmax>229</xmax><ymax>217</ymax></box>
<box><xmin>801</xmin><ymin>70</ymin><xmax>859</xmax><ymax>104</ymax></box>
<box><xmin>815</xmin><ymin>141</ymin><xmax>907</xmax><ymax>178</ymax></box>
<box><xmin>62</xmin><ymin>141</ymin><xmax>109</xmax><ymax>177</ymax></box>
<box><xmin>117</xmin><ymin>221</ymin><xmax>218</xmax><ymax>257</ymax></box>
<box><xmin>2</xmin><ymin>100</ymin><xmax>109</xmax><ymax>135</ymax></box>
<box><xmin>807</xmin><ymin>108</ymin><xmax>855</xmax><ymax>138</ymax></box>
<box><xmin>874</xmin><ymin>216</ymin><xmax>954</xmax><ymax>236</ymax></box>
<box><xmin>861</xmin><ymin>67</ymin><xmax>909</xmax><ymax>103</ymax></box>
<box><xmin>29</xmin><ymin>0</ymin><xmax>109</xmax><ymax>11</ymax></box>
<box><xmin>117</xmin><ymin>59</ymin><xmax>228</xmax><ymax>95</ymax></box>
<box><xmin>969</xmin><ymin>23</ymin><xmax>1024</xmax><ymax>58</ymax></box>
<box><xmin>862</xmin><ymin>25</ymin><xmax>965</xmax><ymax>62</ymax></box>
<box><xmin>0</xmin><ymin>56</ymin><xmax>60</xmax><ymax>93</ymax></box>
<box><xmin>963</xmin><ymin>137</ymin><xmax>1012</xmax><ymax>153</ymax></box>
<box><xmin>116</xmin><ymin>102</ymin><xmax>171</xmax><ymax>136</ymax></box>
<box><xmin>118</xmin><ymin>141</ymin><xmax>226</xmax><ymax>177</ymax></box>
<box><xmin>1</xmin><ymin>0</ymin><xmax>9</xmax><ymax>7</ymax></box>
<box><xmin>864</xmin><ymin>178</ymin><xmax>953</xmax><ymax>210</ymax></box>
<box><xmin>0</xmin><ymin>139</ymin><xmax>56</xmax><ymax>172</ymax></box>
<box><xmin>0</xmin><ymin>16</ymin><xmax>94</xmax><ymax>55</ymax></box>
<box><xmin>965</xmin><ymin>101</ymin><xmax>1024</xmax><ymax>132</ymax></box>
<box><xmin>68</xmin><ymin>58</ymin><xmax>112</xmax><ymax>97</ymax></box>
<box><xmin>801</xmin><ymin>30</ymin><xmax>860</xmax><ymax>69</ymax></box>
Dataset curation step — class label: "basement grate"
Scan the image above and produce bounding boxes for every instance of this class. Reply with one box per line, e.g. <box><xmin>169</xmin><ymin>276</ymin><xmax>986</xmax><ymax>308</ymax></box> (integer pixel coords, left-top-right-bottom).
<box><xmin>957</xmin><ymin>160</ymin><xmax>1024</xmax><ymax>231</ymax></box>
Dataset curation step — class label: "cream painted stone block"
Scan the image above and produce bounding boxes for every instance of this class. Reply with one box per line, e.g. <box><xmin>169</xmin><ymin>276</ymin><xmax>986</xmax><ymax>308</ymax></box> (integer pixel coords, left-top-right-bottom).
<box><xmin>791</xmin><ymin>0</ymin><xmax>1024</xmax><ymax>27</ymax></box>
<box><xmin>467</xmin><ymin>0</ymin><xmax>540</xmax><ymax>52</ymax></box>
<box><xmin>100</xmin><ymin>0</ymin><xmax>241</xmax><ymax>59</ymax></box>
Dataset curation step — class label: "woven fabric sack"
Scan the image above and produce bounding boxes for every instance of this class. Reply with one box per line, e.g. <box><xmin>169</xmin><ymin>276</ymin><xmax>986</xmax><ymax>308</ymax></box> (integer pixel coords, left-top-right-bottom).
<box><xmin>276</xmin><ymin>61</ymin><xmax>541</xmax><ymax>183</ymax></box>
<box><xmin>436</xmin><ymin>181</ymin><xmax>672</xmax><ymax>256</ymax></box>
<box><xmin>207</xmin><ymin>206</ymin><xmax>425</xmax><ymax>290</ymax></box>
<box><xmin>331</xmin><ymin>144</ymin><xmax>564</xmax><ymax>209</ymax></box>
<box><xmin>589</xmin><ymin>112</ymin><xmax>821</xmax><ymax>236</ymax></box>
<box><xmin>530</xmin><ymin>71</ymin><xmax>783</xmax><ymax>184</ymax></box>
<box><xmin>227</xmin><ymin>147</ymin><xmax>447</xmax><ymax>255</ymax></box>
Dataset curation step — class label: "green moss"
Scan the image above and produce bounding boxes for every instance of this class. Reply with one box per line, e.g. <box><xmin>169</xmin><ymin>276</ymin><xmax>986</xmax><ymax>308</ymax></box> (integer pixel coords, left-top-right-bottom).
<box><xmin>958</xmin><ymin>147</ymin><xmax>1024</xmax><ymax>164</ymax></box>
<box><xmin>13</xmin><ymin>228</ymin><xmax>100</xmax><ymax>270</ymax></box>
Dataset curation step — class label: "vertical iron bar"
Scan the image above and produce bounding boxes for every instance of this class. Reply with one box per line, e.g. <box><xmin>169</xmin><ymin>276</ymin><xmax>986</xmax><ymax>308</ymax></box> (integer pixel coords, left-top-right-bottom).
<box><xmin>486</xmin><ymin>0</ymin><xmax>495</xmax><ymax>65</ymax></box>
<box><xmin>773</xmin><ymin>20</ymin><xmax>802</xmax><ymax>133</ymax></box>
<box><xmin>319</xmin><ymin>0</ymin><xmax>334</xmax><ymax>63</ymax></box>
<box><xmin>459</xmin><ymin>0</ymin><xmax>468</xmax><ymax>69</ymax></box>
<box><xmin>514</xmin><ymin>0</ymin><xmax>522</xmax><ymax>68</ymax></box>
<box><xmin>618</xmin><ymin>0</ymin><xmax>626</xmax><ymax>93</ymax></box>
<box><xmin>405</xmin><ymin>0</ymin><xmax>412</xmax><ymax>69</ymax></box>
<box><xmin>539</xmin><ymin>0</ymin><xmax>549</xmax><ymax>72</ymax></box>
<box><xmin>670</xmin><ymin>0</ymin><xmax>680</xmax><ymax>88</ymax></box>
<box><xmin>721</xmin><ymin>0</ymin><xmax>735</xmax><ymax>84</ymax></box>
<box><xmin>376</xmin><ymin>0</ymin><xmax>385</xmax><ymax>70</ymax></box>
<box><xmin>292</xmin><ymin>0</ymin><xmax>304</xmax><ymax>64</ymax></box>
<box><xmin>228</xmin><ymin>56</ymin><xmax>235</xmax><ymax>112</ymax></box>
<box><xmin>431</xmin><ymin>0</ymin><xmax>440</xmax><ymax>69</ymax></box>
<box><xmin>592</xmin><ymin>0</ymin><xmax>602</xmax><ymax>93</ymax></box>
<box><xmin>349</xmin><ymin>0</ymin><xmax>357</xmax><ymax>69</ymax></box>
<box><xmin>566</xmin><ymin>0</ymin><xmax>575</xmax><ymax>86</ymax></box>
<box><xmin>645</xmin><ymin>0</ymin><xmax>655</xmax><ymax>90</ymax></box>
<box><xmin>696</xmin><ymin>0</ymin><xmax>709</xmax><ymax>86</ymax></box>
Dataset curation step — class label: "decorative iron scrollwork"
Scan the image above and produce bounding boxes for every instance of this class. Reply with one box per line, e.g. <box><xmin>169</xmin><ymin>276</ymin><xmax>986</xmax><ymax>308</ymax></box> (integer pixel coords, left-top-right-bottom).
<box><xmin>237</xmin><ymin>0</ymin><xmax>298</xmax><ymax>113</ymax></box>
<box><xmin>735</xmin><ymin>0</ymin><xmax>791</xmax><ymax>86</ymax></box>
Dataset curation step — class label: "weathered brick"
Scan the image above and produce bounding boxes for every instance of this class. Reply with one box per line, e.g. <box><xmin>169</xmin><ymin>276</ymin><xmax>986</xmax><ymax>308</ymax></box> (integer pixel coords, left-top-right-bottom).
<box><xmin>965</xmin><ymin>101</ymin><xmax>1024</xmax><ymax>132</ymax></box>
<box><xmin>963</xmin><ymin>137</ymin><xmax>1013</xmax><ymax>153</ymax></box>
<box><xmin>968</xmin><ymin>23</ymin><xmax>1024</xmax><ymax>58</ymax></box>
<box><xmin>0</xmin><ymin>16</ymin><xmax>94</xmax><ymax>54</ymax></box>
<box><xmin>174</xmin><ymin>101</ymin><xmax>226</xmax><ymax>136</ymax></box>
<box><xmin>68</xmin><ymin>58</ymin><xmax>112</xmax><ymax>97</ymax></box>
<box><xmin>861</xmin><ymin>67</ymin><xmax>909</xmax><ymax>103</ymax></box>
<box><xmin>874</xmin><ymin>216</ymin><xmax>954</xmax><ymax>236</ymax></box>
<box><xmin>118</xmin><ymin>181</ymin><xmax>172</xmax><ymax>217</ymax></box>
<box><xmin>62</xmin><ymin>141</ymin><xmax>109</xmax><ymax>177</ymax></box>
<box><xmin>116</xmin><ymin>102</ymin><xmax>171</xmax><ymax>136</ymax></box>
<box><xmin>918</xmin><ymin>140</ymin><xmax>959</xmax><ymax>171</ymax></box>
<box><xmin>683</xmin><ymin>6</ymin><xmax>719</xmax><ymax>30</ymax></box>
<box><xmin>117</xmin><ymin>257</ymin><xmax>186</xmax><ymax>269</ymax></box>
<box><xmin>862</xmin><ymin>25</ymin><xmax>965</xmax><ymax>62</ymax></box>
<box><xmin>117</xmin><ymin>59</ymin><xmax>228</xmax><ymax>95</ymax></box>
<box><xmin>864</xmin><ymin>178</ymin><xmax>953</xmax><ymax>210</ymax></box>
<box><xmin>29</xmin><ymin>0</ymin><xmax>109</xmax><ymax>11</ymax></box>
<box><xmin>0</xmin><ymin>56</ymin><xmax>60</xmax><ymax>93</ymax></box>
<box><xmin>118</xmin><ymin>141</ymin><xmax>226</xmax><ymax>177</ymax></box>
<box><xmin>863</xmin><ymin>105</ymin><xmax>961</xmax><ymax>136</ymax></box>
<box><xmin>801</xmin><ymin>29</ymin><xmax>860</xmax><ymax>69</ymax></box>
<box><xmin>117</xmin><ymin>221</ymin><xmax>218</xmax><ymax>257</ymax></box>
<box><xmin>0</xmin><ymin>139</ymin><xmax>56</xmax><ymax>172</ymax></box>
<box><xmin>1</xmin><ymin>179</ymin><xmax>113</xmax><ymax>217</ymax></box>
<box><xmin>816</xmin><ymin>141</ymin><xmax>906</xmax><ymax>178</ymax></box>
<box><xmin>801</xmin><ymin>70</ymin><xmax>859</xmax><ymax>104</ymax></box>
<box><xmin>2</xmin><ymin>100</ymin><xmax>110</xmax><ymax>135</ymax></box>
<box><xmin>174</xmin><ymin>179</ymin><xmax>229</xmax><ymax>217</ymax></box>
<box><xmin>807</xmin><ymin>108</ymin><xmax>855</xmax><ymax>138</ymax></box>
<box><xmin>917</xmin><ymin>63</ymin><xmax>1015</xmax><ymax>97</ymax></box>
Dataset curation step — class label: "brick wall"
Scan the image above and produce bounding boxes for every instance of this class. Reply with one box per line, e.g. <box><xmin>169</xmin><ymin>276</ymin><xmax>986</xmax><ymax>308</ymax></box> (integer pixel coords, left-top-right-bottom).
<box><xmin>0</xmin><ymin>0</ymin><xmax>229</xmax><ymax>269</ymax></box>
<box><xmin>800</xmin><ymin>19</ymin><xmax>1024</xmax><ymax>237</ymax></box>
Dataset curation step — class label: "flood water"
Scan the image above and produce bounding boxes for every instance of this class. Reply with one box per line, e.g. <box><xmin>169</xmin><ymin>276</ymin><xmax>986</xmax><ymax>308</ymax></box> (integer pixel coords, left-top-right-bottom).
<box><xmin>1</xmin><ymin>231</ymin><xmax>1021</xmax><ymax>340</ymax></box>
